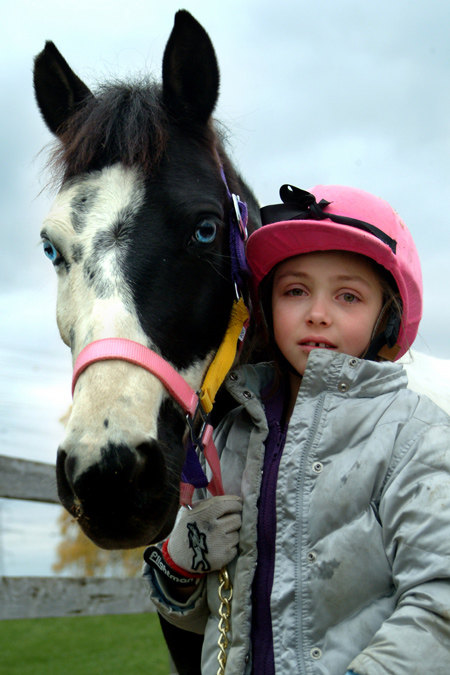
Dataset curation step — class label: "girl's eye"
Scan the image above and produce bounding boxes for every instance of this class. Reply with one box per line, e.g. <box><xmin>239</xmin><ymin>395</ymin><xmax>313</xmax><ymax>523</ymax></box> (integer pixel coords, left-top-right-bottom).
<box><xmin>341</xmin><ymin>292</ymin><xmax>359</xmax><ymax>303</ymax></box>
<box><xmin>42</xmin><ymin>240</ymin><xmax>62</xmax><ymax>265</ymax></box>
<box><xmin>194</xmin><ymin>221</ymin><xmax>217</xmax><ymax>244</ymax></box>
<box><xmin>287</xmin><ymin>288</ymin><xmax>306</xmax><ymax>297</ymax></box>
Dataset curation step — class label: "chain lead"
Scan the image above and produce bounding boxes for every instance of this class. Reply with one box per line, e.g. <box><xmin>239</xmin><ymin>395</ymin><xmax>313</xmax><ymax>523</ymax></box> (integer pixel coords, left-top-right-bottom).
<box><xmin>216</xmin><ymin>566</ymin><xmax>232</xmax><ymax>675</ymax></box>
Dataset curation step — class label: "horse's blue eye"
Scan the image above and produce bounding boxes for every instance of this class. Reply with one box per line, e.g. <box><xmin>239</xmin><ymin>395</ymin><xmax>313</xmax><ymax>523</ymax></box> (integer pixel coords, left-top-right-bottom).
<box><xmin>42</xmin><ymin>240</ymin><xmax>62</xmax><ymax>264</ymax></box>
<box><xmin>194</xmin><ymin>221</ymin><xmax>217</xmax><ymax>244</ymax></box>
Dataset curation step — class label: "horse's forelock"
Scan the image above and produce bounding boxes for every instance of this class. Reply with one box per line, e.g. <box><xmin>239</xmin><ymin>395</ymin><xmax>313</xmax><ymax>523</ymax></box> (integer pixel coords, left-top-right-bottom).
<box><xmin>49</xmin><ymin>80</ymin><xmax>170</xmax><ymax>184</ymax></box>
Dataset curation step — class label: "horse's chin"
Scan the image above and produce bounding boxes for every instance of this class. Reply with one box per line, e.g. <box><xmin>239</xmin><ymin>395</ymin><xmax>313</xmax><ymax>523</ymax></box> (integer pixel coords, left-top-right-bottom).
<box><xmin>66</xmin><ymin>493</ymin><xmax>180</xmax><ymax>549</ymax></box>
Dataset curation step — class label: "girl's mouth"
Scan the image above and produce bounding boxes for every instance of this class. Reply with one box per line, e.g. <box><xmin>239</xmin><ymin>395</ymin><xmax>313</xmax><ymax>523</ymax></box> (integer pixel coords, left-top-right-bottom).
<box><xmin>300</xmin><ymin>340</ymin><xmax>337</xmax><ymax>350</ymax></box>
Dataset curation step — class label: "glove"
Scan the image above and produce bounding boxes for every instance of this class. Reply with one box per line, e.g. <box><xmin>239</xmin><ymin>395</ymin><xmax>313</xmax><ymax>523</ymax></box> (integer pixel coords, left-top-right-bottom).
<box><xmin>144</xmin><ymin>495</ymin><xmax>242</xmax><ymax>585</ymax></box>
<box><xmin>168</xmin><ymin>495</ymin><xmax>243</xmax><ymax>574</ymax></box>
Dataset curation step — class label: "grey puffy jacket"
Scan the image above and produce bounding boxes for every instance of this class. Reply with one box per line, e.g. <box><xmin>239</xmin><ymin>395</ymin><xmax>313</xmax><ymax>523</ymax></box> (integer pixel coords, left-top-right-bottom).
<box><xmin>148</xmin><ymin>350</ymin><xmax>450</xmax><ymax>674</ymax></box>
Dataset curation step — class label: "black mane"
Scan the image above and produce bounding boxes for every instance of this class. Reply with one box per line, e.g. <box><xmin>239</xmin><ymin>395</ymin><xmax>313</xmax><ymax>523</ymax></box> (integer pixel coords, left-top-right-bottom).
<box><xmin>50</xmin><ymin>80</ymin><xmax>170</xmax><ymax>183</ymax></box>
<box><xmin>49</xmin><ymin>77</ymin><xmax>246</xmax><ymax>207</ymax></box>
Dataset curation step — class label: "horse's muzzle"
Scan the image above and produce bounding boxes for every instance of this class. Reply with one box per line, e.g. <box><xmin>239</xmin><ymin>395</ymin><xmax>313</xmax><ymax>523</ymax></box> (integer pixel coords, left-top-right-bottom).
<box><xmin>56</xmin><ymin>439</ymin><xmax>180</xmax><ymax>548</ymax></box>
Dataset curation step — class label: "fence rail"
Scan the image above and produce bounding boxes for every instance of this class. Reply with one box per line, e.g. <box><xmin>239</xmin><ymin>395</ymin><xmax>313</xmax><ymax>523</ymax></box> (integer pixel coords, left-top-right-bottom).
<box><xmin>0</xmin><ymin>454</ymin><xmax>58</xmax><ymax>504</ymax></box>
<box><xmin>0</xmin><ymin>454</ymin><xmax>156</xmax><ymax>621</ymax></box>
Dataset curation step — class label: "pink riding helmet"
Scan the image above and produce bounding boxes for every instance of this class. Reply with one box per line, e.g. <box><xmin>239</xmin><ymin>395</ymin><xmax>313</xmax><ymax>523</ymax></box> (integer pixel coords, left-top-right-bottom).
<box><xmin>246</xmin><ymin>184</ymin><xmax>423</xmax><ymax>360</ymax></box>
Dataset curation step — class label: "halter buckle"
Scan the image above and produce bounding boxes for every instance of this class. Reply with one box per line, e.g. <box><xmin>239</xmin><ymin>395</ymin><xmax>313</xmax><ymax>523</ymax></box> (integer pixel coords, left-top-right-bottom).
<box><xmin>185</xmin><ymin>398</ymin><xmax>210</xmax><ymax>451</ymax></box>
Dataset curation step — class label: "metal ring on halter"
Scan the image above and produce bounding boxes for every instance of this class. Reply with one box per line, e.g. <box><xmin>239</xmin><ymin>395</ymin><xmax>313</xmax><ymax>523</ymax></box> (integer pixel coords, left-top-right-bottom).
<box><xmin>231</xmin><ymin>193</ymin><xmax>248</xmax><ymax>241</ymax></box>
<box><xmin>234</xmin><ymin>281</ymin><xmax>242</xmax><ymax>302</ymax></box>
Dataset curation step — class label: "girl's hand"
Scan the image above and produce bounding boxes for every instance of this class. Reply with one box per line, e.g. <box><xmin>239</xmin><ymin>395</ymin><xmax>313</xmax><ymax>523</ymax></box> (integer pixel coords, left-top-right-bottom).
<box><xmin>144</xmin><ymin>495</ymin><xmax>243</xmax><ymax>587</ymax></box>
<box><xmin>167</xmin><ymin>495</ymin><xmax>243</xmax><ymax>574</ymax></box>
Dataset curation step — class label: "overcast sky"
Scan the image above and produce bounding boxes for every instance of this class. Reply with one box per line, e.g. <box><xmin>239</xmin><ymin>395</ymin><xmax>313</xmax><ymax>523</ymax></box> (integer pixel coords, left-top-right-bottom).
<box><xmin>1</xmin><ymin>0</ymin><xmax>449</xmax><ymax>575</ymax></box>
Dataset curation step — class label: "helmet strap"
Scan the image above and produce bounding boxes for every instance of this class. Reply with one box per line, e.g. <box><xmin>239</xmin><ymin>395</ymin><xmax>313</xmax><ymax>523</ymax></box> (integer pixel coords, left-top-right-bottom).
<box><xmin>364</xmin><ymin>298</ymin><xmax>402</xmax><ymax>362</ymax></box>
<box><xmin>377</xmin><ymin>342</ymin><xmax>402</xmax><ymax>361</ymax></box>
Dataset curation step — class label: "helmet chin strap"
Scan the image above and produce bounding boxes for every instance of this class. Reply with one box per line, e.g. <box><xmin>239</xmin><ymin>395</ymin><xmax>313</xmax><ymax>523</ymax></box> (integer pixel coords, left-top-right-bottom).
<box><xmin>363</xmin><ymin>298</ymin><xmax>402</xmax><ymax>362</ymax></box>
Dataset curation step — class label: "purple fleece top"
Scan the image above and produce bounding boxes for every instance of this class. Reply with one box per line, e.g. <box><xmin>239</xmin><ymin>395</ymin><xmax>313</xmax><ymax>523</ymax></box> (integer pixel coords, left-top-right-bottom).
<box><xmin>250</xmin><ymin>383</ymin><xmax>287</xmax><ymax>674</ymax></box>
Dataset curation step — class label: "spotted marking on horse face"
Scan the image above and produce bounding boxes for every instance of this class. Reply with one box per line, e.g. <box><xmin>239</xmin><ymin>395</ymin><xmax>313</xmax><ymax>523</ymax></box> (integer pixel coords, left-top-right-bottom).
<box><xmin>70</xmin><ymin>186</ymin><xmax>100</xmax><ymax>232</ymax></box>
<box><xmin>83</xmin><ymin>254</ymin><xmax>115</xmax><ymax>299</ymax></box>
<box><xmin>71</xmin><ymin>243</ymin><xmax>84</xmax><ymax>263</ymax></box>
<box><xmin>81</xmin><ymin>205</ymin><xmax>139</xmax><ymax>299</ymax></box>
<box><xmin>43</xmin><ymin>164</ymin><xmax>149</xmax><ymax>351</ymax></box>
<box><xmin>84</xmin><ymin>169</ymin><xmax>142</xmax><ymax>284</ymax></box>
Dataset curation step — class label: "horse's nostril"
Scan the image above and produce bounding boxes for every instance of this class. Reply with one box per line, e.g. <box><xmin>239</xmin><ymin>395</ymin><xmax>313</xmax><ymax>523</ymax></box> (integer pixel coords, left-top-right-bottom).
<box><xmin>56</xmin><ymin>448</ymin><xmax>79</xmax><ymax>513</ymax></box>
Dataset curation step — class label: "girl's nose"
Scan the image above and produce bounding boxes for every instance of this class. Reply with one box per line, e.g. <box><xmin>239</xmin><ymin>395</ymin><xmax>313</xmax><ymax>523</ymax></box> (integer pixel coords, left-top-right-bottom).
<box><xmin>306</xmin><ymin>297</ymin><xmax>331</xmax><ymax>326</ymax></box>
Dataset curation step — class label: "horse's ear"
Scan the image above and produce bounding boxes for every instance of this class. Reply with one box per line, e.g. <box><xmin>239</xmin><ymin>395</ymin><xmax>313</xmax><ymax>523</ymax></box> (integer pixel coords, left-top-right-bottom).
<box><xmin>33</xmin><ymin>41</ymin><xmax>93</xmax><ymax>136</ymax></box>
<box><xmin>162</xmin><ymin>11</ymin><xmax>219</xmax><ymax>124</ymax></box>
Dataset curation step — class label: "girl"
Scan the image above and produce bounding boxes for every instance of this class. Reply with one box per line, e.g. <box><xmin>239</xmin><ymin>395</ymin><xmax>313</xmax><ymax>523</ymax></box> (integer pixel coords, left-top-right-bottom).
<box><xmin>144</xmin><ymin>184</ymin><xmax>450</xmax><ymax>674</ymax></box>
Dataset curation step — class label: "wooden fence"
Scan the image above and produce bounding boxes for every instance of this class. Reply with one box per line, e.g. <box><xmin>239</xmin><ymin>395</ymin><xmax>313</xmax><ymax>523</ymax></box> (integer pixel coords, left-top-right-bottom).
<box><xmin>0</xmin><ymin>454</ymin><xmax>157</xmax><ymax>620</ymax></box>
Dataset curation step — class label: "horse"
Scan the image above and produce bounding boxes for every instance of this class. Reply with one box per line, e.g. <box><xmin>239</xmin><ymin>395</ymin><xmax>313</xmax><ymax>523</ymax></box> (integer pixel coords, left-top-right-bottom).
<box><xmin>34</xmin><ymin>12</ymin><xmax>260</xmax><ymax>673</ymax></box>
<box><xmin>34</xmin><ymin>10</ymin><xmax>260</xmax><ymax>550</ymax></box>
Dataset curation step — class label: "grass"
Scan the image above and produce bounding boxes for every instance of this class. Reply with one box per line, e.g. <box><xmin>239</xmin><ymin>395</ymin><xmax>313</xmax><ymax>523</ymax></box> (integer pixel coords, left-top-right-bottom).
<box><xmin>0</xmin><ymin>613</ymin><xmax>171</xmax><ymax>674</ymax></box>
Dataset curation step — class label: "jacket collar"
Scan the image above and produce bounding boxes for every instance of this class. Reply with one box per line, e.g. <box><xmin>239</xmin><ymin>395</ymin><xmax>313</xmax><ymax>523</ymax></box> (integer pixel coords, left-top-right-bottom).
<box><xmin>300</xmin><ymin>350</ymin><xmax>407</xmax><ymax>399</ymax></box>
<box><xmin>227</xmin><ymin>351</ymin><xmax>407</xmax><ymax>403</ymax></box>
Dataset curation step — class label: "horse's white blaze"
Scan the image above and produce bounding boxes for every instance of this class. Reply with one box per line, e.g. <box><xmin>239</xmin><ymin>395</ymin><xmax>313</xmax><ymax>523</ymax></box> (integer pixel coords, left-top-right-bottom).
<box><xmin>44</xmin><ymin>164</ymin><xmax>212</xmax><ymax>481</ymax></box>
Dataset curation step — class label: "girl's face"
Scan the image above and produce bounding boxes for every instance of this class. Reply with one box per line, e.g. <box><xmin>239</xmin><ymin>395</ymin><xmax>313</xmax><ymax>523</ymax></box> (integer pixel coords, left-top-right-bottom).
<box><xmin>271</xmin><ymin>251</ymin><xmax>384</xmax><ymax>376</ymax></box>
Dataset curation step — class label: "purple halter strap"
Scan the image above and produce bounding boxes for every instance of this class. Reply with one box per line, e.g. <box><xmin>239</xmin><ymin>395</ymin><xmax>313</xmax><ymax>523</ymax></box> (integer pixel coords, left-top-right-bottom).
<box><xmin>220</xmin><ymin>164</ymin><xmax>249</xmax><ymax>297</ymax></box>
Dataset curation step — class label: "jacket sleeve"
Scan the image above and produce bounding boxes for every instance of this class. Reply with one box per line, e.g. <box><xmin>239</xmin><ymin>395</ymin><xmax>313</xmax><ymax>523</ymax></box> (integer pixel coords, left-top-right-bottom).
<box><xmin>143</xmin><ymin>563</ymin><xmax>209</xmax><ymax>634</ymax></box>
<box><xmin>349</xmin><ymin>414</ymin><xmax>450</xmax><ymax>674</ymax></box>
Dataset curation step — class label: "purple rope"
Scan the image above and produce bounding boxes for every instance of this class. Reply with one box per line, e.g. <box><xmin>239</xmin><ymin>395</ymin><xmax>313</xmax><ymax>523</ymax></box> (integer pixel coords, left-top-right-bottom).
<box><xmin>181</xmin><ymin>441</ymin><xmax>209</xmax><ymax>488</ymax></box>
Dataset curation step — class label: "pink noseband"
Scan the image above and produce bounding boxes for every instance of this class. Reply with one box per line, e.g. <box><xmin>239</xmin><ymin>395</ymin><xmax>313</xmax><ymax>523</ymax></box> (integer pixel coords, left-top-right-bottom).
<box><xmin>72</xmin><ymin>337</ymin><xmax>224</xmax><ymax>505</ymax></box>
<box><xmin>72</xmin><ymin>338</ymin><xmax>199</xmax><ymax>416</ymax></box>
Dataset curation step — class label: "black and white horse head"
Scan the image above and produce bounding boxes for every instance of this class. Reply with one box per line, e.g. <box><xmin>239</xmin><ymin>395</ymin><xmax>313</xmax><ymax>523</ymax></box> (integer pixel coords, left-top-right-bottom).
<box><xmin>34</xmin><ymin>11</ymin><xmax>259</xmax><ymax>549</ymax></box>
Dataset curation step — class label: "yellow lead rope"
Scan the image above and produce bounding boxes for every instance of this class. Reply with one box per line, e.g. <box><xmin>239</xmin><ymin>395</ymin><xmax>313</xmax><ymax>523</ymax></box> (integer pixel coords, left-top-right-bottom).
<box><xmin>199</xmin><ymin>297</ymin><xmax>249</xmax><ymax>414</ymax></box>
